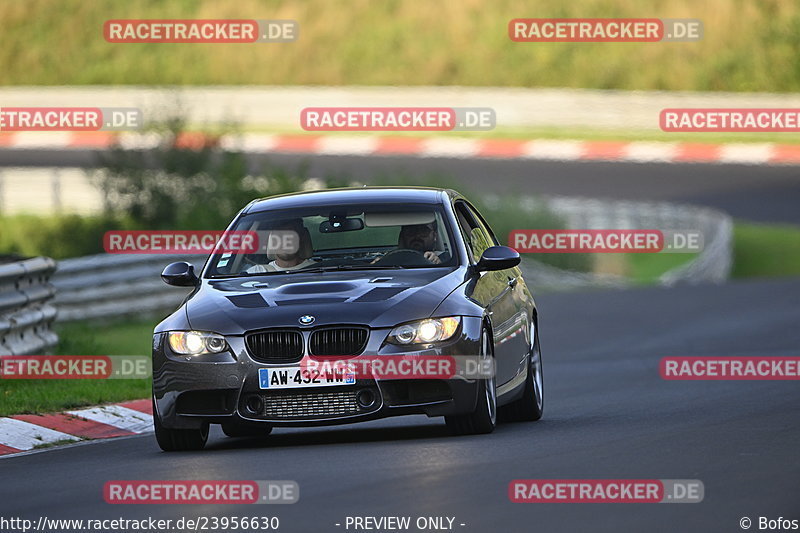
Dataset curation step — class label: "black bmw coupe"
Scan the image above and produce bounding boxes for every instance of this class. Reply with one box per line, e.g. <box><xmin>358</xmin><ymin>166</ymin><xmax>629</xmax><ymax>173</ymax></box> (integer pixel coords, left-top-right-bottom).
<box><xmin>152</xmin><ymin>187</ymin><xmax>543</xmax><ymax>451</ymax></box>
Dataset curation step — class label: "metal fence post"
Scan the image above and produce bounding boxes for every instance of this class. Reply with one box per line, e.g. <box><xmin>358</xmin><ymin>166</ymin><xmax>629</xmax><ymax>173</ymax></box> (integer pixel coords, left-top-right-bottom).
<box><xmin>52</xmin><ymin>168</ymin><xmax>62</xmax><ymax>213</ymax></box>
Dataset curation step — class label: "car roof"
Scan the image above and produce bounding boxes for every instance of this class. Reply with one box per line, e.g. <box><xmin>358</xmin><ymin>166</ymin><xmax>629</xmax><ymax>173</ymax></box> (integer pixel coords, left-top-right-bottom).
<box><xmin>245</xmin><ymin>186</ymin><xmax>462</xmax><ymax>214</ymax></box>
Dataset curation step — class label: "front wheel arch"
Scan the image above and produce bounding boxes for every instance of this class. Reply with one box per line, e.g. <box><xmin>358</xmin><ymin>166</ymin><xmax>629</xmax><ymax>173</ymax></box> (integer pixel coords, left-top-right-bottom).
<box><xmin>445</xmin><ymin>325</ymin><xmax>497</xmax><ymax>435</ymax></box>
<box><xmin>499</xmin><ymin>312</ymin><xmax>544</xmax><ymax>423</ymax></box>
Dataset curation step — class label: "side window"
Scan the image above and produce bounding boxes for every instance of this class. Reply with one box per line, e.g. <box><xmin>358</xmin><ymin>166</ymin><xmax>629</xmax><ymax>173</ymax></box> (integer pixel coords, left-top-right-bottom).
<box><xmin>468</xmin><ymin>227</ymin><xmax>491</xmax><ymax>263</ymax></box>
<box><xmin>464</xmin><ymin>202</ymin><xmax>499</xmax><ymax>246</ymax></box>
<box><xmin>453</xmin><ymin>203</ymin><xmax>474</xmax><ymax>259</ymax></box>
<box><xmin>465</xmin><ymin>202</ymin><xmax>518</xmax><ymax>278</ymax></box>
<box><xmin>454</xmin><ymin>201</ymin><xmax>492</xmax><ymax>263</ymax></box>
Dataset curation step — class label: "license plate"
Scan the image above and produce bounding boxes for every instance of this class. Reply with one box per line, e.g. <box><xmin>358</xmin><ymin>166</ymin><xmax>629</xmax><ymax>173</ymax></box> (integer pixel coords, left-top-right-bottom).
<box><xmin>258</xmin><ymin>366</ymin><xmax>356</xmax><ymax>389</ymax></box>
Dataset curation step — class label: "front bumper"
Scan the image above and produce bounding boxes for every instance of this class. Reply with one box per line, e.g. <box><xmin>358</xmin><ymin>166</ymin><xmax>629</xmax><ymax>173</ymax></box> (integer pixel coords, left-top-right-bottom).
<box><xmin>153</xmin><ymin>316</ymin><xmax>484</xmax><ymax>429</ymax></box>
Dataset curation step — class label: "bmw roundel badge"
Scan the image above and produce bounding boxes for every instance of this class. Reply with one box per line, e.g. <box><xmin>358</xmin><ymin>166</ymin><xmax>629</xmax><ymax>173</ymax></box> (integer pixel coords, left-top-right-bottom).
<box><xmin>299</xmin><ymin>315</ymin><xmax>315</xmax><ymax>325</ymax></box>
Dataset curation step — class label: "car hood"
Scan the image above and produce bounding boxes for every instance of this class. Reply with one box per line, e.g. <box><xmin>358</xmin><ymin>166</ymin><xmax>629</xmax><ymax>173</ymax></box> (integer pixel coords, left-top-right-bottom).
<box><xmin>184</xmin><ymin>268</ymin><xmax>467</xmax><ymax>334</ymax></box>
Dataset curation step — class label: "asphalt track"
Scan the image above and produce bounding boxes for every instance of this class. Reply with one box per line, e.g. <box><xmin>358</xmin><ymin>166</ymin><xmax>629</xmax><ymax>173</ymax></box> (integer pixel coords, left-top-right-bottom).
<box><xmin>1</xmin><ymin>152</ymin><xmax>798</xmax><ymax>532</ymax></box>
<box><xmin>1</xmin><ymin>278</ymin><xmax>799</xmax><ymax>532</ymax></box>
<box><xmin>2</xmin><ymin>149</ymin><xmax>799</xmax><ymax>223</ymax></box>
<box><xmin>264</xmin><ymin>154</ymin><xmax>800</xmax><ymax>225</ymax></box>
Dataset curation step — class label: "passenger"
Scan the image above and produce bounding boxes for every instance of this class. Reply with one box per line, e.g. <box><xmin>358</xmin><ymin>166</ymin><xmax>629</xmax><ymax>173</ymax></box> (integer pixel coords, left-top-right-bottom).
<box><xmin>247</xmin><ymin>219</ymin><xmax>317</xmax><ymax>272</ymax></box>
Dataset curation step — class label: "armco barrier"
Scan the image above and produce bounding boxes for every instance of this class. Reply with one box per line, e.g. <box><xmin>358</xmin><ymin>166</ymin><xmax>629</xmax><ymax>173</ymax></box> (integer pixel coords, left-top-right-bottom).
<box><xmin>0</xmin><ymin>257</ymin><xmax>59</xmax><ymax>355</ymax></box>
<box><xmin>51</xmin><ymin>254</ymin><xmax>204</xmax><ymax>322</ymax></box>
<box><xmin>541</xmin><ymin>196</ymin><xmax>733</xmax><ymax>286</ymax></box>
<box><xmin>489</xmin><ymin>195</ymin><xmax>733</xmax><ymax>290</ymax></box>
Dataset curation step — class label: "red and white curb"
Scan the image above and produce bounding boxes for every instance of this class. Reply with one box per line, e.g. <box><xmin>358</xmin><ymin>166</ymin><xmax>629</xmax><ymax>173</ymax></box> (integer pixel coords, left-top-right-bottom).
<box><xmin>1</xmin><ymin>131</ymin><xmax>800</xmax><ymax>165</ymax></box>
<box><xmin>0</xmin><ymin>399</ymin><xmax>152</xmax><ymax>457</ymax></box>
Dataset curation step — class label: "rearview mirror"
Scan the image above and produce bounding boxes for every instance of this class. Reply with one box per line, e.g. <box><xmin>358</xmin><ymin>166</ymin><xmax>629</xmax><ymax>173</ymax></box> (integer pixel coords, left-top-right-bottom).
<box><xmin>161</xmin><ymin>262</ymin><xmax>199</xmax><ymax>287</ymax></box>
<box><xmin>319</xmin><ymin>218</ymin><xmax>364</xmax><ymax>233</ymax></box>
<box><xmin>476</xmin><ymin>246</ymin><xmax>520</xmax><ymax>272</ymax></box>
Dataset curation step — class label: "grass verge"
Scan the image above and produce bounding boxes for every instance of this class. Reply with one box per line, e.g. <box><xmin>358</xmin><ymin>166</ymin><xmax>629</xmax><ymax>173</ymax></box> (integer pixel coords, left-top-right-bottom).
<box><xmin>231</xmin><ymin>126</ymin><xmax>800</xmax><ymax>147</ymax></box>
<box><xmin>624</xmin><ymin>252</ymin><xmax>698</xmax><ymax>284</ymax></box>
<box><xmin>732</xmin><ymin>223</ymin><xmax>800</xmax><ymax>278</ymax></box>
<box><xmin>0</xmin><ymin>318</ymin><xmax>156</xmax><ymax>417</ymax></box>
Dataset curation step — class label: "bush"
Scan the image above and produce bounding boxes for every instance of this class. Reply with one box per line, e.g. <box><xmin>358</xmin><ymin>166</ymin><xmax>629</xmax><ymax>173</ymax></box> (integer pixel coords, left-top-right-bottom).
<box><xmin>92</xmin><ymin>114</ymin><xmax>310</xmax><ymax>231</ymax></box>
<box><xmin>0</xmin><ymin>213</ymin><xmax>134</xmax><ymax>260</ymax></box>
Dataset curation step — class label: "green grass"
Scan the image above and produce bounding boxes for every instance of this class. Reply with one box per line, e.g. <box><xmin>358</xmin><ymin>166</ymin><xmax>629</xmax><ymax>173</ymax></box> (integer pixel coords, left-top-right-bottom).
<box><xmin>0</xmin><ymin>318</ymin><xmax>156</xmax><ymax>416</ymax></box>
<box><xmin>233</xmin><ymin>126</ymin><xmax>800</xmax><ymax>146</ymax></box>
<box><xmin>620</xmin><ymin>222</ymin><xmax>800</xmax><ymax>283</ymax></box>
<box><xmin>732</xmin><ymin>222</ymin><xmax>800</xmax><ymax>278</ymax></box>
<box><xmin>54</xmin><ymin>319</ymin><xmax>156</xmax><ymax>356</ymax></box>
<box><xmin>517</xmin><ymin>251</ymin><xmax>697</xmax><ymax>285</ymax></box>
<box><xmin>625</xmin><ymin>252</ymin><xmax>698</xmax><ymax>284</ymax></box>
<box><xmin>2</xmin><ymin>0</ymin><xmax>800</xmax><ymax>92</ymax></box>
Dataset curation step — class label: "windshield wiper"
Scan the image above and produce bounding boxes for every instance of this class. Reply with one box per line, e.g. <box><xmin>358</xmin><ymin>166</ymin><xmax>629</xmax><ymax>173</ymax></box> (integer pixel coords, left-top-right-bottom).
<box><xmin>207</xmin><ymin>272</ymin><xmax>275</xmax><ymax>279</ymax></box>
<box><xmin>208</xmin><ymin>264</ymin><xmax>416</xmax><ymax>278</ymax></box>
<box><xmin>291</xmin><ymin>264</ymin><xmax>411</xmax><ymax>274</ymax></box>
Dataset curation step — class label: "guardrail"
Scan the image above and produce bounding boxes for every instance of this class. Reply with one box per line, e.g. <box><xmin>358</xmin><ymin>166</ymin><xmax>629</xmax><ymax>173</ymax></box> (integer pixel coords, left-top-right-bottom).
<box><xmin>542</xmin><ymin>196</ymin><xmax>733</xmax><ymax>286</ymax></box>
<box><xmin>487</xmin><ymin>195</ymin><xmax>733</xmax><ymax>291</ymax></box>
<box><xmin>0</xmin><ymin>257</ymin><xmax>59</xmax><ymax>355</ymax></box>
<box><xmin>51</xmin><ymin>254</ymin><xmax>204</xmax><ymax>322</ymax></box>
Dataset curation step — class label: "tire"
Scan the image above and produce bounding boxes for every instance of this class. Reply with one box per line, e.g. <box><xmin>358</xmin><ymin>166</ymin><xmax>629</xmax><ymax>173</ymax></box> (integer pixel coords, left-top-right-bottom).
<box><xmin>221</xmin><ymin>421</ymin><xmax>273</xmax><ymax>438</ymax></box>
<box><xmin>153</xmin><ymin>399</ymin><xmax>209</xmax><ymax>451</ymax></box>
<box><xmin>500</xmin><ymin>327</ymin><xmax>544</xmax><ymax>422</ymax></box>
<box><xmin>445</xmin><ymin>328</ymin><xmax>497</xmax><ymax>435</ymax></box>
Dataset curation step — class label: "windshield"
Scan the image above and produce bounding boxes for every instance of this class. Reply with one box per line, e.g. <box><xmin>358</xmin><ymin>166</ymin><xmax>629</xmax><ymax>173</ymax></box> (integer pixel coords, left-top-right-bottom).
<box><xmin>205</xmin><ymin>203</ymin><xmax>458</xmax><ymax>277</ymax></box>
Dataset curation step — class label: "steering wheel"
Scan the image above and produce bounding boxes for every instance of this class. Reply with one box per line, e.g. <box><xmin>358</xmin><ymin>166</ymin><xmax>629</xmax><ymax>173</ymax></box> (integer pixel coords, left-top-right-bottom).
<box><xmin>240</xmin><ymin>255</ymin><xmax>266</xmax><ymax>268</ymax></box>
<box><xmin>374</xmin><ymin>248</ymin><xmax>431</xmax><ymax>266</ymax></box>
<box><xmin>238</xmin><ymin>254</ymin><xmax>273</xmax><ymax>273</ymax></box>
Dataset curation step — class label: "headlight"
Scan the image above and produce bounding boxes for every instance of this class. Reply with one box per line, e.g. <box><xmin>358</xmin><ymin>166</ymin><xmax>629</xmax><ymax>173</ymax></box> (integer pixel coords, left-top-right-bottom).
<box><xmin>387</xmin><ymin>317</ymin><xmax>461</xmax><ymax>345</ymax></box>
<box><xmin>168</xmin><ymin>331</ymin><xmax>228</xmax><ymax>355</ymax></box>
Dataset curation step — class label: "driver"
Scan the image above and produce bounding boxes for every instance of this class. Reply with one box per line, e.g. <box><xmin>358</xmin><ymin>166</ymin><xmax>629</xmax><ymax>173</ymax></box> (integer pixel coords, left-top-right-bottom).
<box><xmin>396</xmin><ymin>222</ymin><xmax>442</xmax><ymax>264</ymax></box>
<box><xmin>246</xmin><ymin>219</ymin><xmax>317</xmax><ymax>273</ymax></box>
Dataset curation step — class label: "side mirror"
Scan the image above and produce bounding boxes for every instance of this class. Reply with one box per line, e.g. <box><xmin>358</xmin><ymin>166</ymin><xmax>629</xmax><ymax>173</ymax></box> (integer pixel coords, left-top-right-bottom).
<box><xmin>476</xmin><ymin>246</ymin><xmax>520</xmax><ymax>272</ymax></box>
<box><xmin>161</xmin><ymin>262</ymin><xmax>199</xmax><ymax>287</ymax></box>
